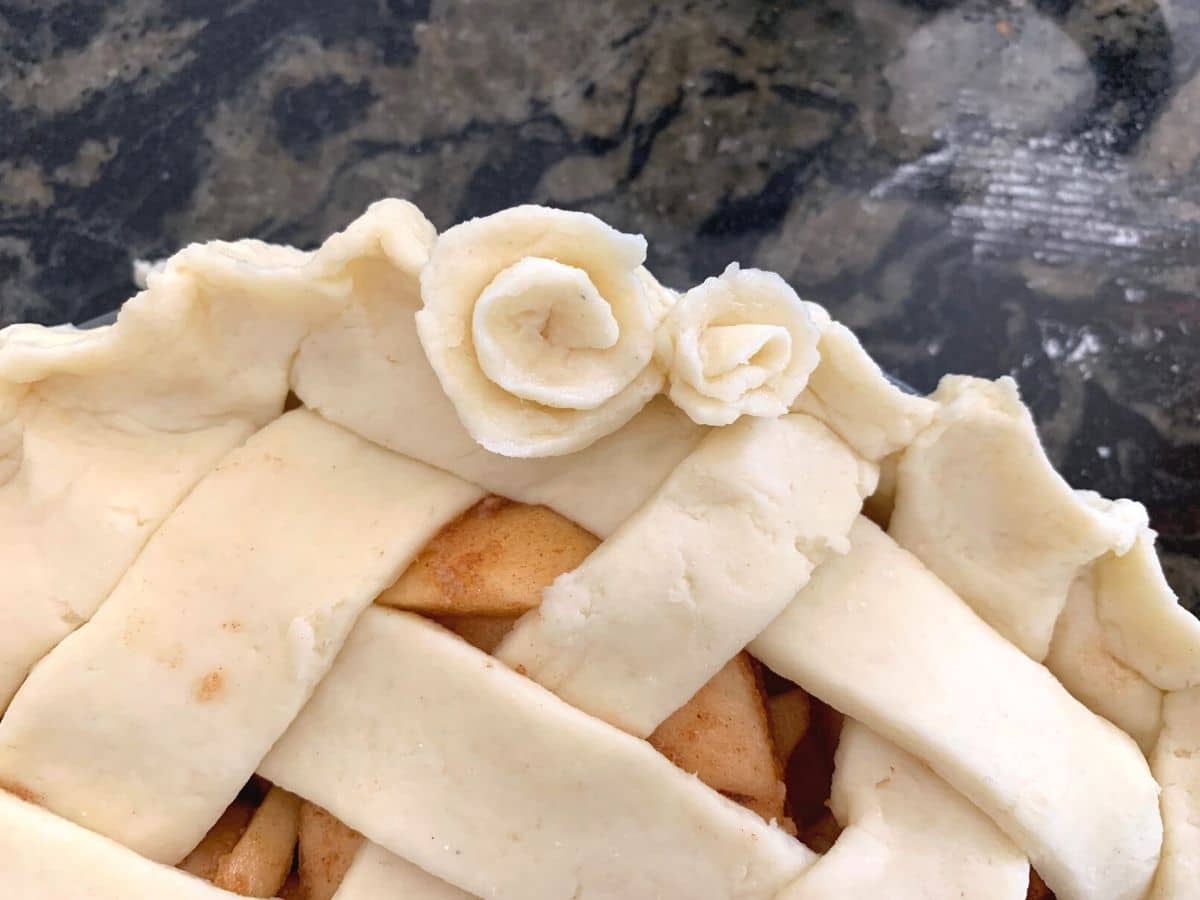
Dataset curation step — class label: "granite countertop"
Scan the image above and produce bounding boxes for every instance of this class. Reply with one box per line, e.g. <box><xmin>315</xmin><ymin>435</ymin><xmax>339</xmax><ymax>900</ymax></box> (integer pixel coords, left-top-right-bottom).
<box><xmin>1</xmin><ymin>0</ymin><xmax>1197</xmax><ymax>608</ymax></box>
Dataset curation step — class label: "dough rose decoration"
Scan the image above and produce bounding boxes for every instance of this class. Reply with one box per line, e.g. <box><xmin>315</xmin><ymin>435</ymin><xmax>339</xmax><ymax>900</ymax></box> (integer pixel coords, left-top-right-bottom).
<box><xmin>655</xmin><ymin>263</ymin><xmax>820</xmax><ymax>427</ymax></box>
<box><xmin>416</xmin><ymin>206</ymin><xmax>670</xmax><ymax>458</ymax></box>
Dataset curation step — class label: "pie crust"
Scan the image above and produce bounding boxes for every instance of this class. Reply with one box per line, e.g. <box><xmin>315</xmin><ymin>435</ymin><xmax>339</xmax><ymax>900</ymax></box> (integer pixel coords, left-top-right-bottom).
<box><xmin>0</xmin><ymin>199</ymin><xmax>1194</xmax><ymax>900</ymax></box>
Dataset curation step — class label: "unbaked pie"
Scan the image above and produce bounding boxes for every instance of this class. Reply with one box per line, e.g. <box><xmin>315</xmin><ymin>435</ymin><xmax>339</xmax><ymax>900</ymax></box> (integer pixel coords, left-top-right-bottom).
<box><xmin>0</xmin><ymin>201</ymin><xmax>1196</xmax><ymax>900</ymax></box>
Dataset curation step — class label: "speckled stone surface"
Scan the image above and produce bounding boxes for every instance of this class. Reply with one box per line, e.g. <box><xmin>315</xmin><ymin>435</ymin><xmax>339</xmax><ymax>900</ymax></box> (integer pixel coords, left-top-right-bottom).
<box><xmin>1</xmin><ymin>0</ymin><xmax>1198</xmax><ymax>607</ymax></box>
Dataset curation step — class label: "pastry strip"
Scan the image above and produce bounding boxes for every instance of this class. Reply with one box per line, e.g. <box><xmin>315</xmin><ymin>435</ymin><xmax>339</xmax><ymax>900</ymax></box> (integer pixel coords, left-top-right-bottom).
<box><xmin>260</xmin><ymin>608</ymin><xmax>816</xmax><ymax>900</ymax></box>
<box><xmin>0</xmin><ymin>789</ymin><xmax>246</xmax><ymax>899</ymax></box>
<box><xmin>333</xmin><ymin>842</ymin><xmax>475</xmax><ymax>900</ymax></box>
<box><xmin>1044</xmin><ymin>573</ymin><xmax>1163</xmax><ymax>753</ymax></box>
<box><xmin>0</xmin><ymin>198</ymin><xmax>435</xmax><ymax>712</ymax></box>
<box><xmin>0</xmin><ymin>400</ymin><xmax>247</xmax><ymax>709</ymax></box>
<box><xmin>889</xmin><ymin>376</ymin><xmax>1144</xmax><ymax>660</ymax></box>
<box><xmin>1093</xmin><ymin>530</ymin><xmax>1200</xmax><ymax>691</ymax></box>
<box><xmin>779</xmin><ymin>720</ymin><xmax>1028</xmax><ymax>900</ymax></box>
<box><xmin>497</xmin><ymin>413</ymin><xmax>874</xmax><ymax>736</ymax></box>
<box><xmin>1149</xmin><ymin>686</ymin><xmax>1200</xmax><ymax>898</ymax></box>
<box><xmin>293</xmin><ymin>266</ymin><xmax>705</xmax><ymax>538</ymax></box>
<box><xmin>790</xmin><ymin>301</ymin><xmax>936</xmax><ymax>461</ymax></box>
<box><xmin>750</xmin><ymin>517</ymin><xmax>1161</xmax><ymax>900</ymax></box>
<box><xmin>0</xmin><ymin>409</ymin><xmax>482</xmax><ymax>863</ymax></box>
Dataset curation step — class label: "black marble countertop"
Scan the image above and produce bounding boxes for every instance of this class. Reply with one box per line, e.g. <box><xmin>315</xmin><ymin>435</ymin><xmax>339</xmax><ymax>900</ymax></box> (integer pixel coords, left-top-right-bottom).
<box><xmin>1</xmin><ymin>0</ymin><xmax>1197</xmax><ymax>608</ymax></box>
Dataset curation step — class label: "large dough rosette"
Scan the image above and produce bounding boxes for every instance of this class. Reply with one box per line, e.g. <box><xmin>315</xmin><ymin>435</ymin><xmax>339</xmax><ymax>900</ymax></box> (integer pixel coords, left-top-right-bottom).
<box><xmin>415</xmin><ymin>206</ymin><xmax>670</xmax><ymax>458</ymax></box>
<box><xmin>655</xmin><ymin>264</ymin><xmax>820</xmax><ymax>427</ymax></box>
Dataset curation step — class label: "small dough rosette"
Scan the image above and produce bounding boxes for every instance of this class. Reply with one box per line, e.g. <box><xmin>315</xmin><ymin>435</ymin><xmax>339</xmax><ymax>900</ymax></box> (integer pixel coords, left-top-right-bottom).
<box><xmin>655</xmin><ymin>264</ymin><xmax>820</xmax><ymax>427</ymax></box>
<box><xmin>416</xmin><ymin>206</ymin><xmax>669</xmax><ymax>458</ymax></box>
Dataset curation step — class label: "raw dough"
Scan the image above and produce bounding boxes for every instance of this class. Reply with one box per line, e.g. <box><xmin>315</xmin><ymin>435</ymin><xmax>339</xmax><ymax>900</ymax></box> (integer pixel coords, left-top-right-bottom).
<box><xmin>790</xmin><ymin>301</ymin><xmax>936</xmax><ymax>461</ymax></box>
<box><xmin>751</xmin><ymin>517</ymin><xmax>1162</xmax><ymax>900</ymax></box>
<box><xmin>1045</xmin><ymin>573</ymin><xmax>1164</xmax><ymax>753</ymax></box>
<box><xmin>290</xmin><ymin>213</ymin><xmax>705</xmax><ymax>538</ymax></box>
<box><xmin>497</xmin><ymin>413</ymin><xmax>873</xmax><ymax>737</ymax></box>
<box><xmin>334</xmin><ymin>843</ymin><xmax>475</xmax><ymax>900</ymax></box>
<box><xmin>0</xmin><ymin>198</ymin><xmax>434</xmax><ymax>711</ymax></box>
<box><xmin>1094</xmin><ymin>528</ymin><xmax>1200</xmax><ymax>691</ymax></box>
<box><xmin>416</xmin><ymin>206</ymin><xmax>668</xmax><ymax>457</ymax></box>
<box><xmin>656</xmin><ymin>263</ymin><xmax>819</xmax><ymax>426</ymax></box>
<box><xmin>1149</xmin><ymin>686</ymin><xmax>1200</xmax><ymax>898</ymax></box>
<box><xmin>889</xmin><ymin>375</ymin><xmax>1143</xmax><ymax>659</ymax></box>
<box><xmin>0</xmin><ymin>410</ymin><xmax>481</xmax><ymax>863</ymax></box>
<box><xmin>261</xmin><ymin>608</ymin><xmax>816</xmax><ymax>900</ymax></box>
<box><xmin>780</xmin><ymin>720</ymin><xmax>1028</xmax><ymax>900</ymax></box>
<box><xmin>0</xmin><ymin>790</ymin><xmax>245</xmax><ymax>899</ymax></box>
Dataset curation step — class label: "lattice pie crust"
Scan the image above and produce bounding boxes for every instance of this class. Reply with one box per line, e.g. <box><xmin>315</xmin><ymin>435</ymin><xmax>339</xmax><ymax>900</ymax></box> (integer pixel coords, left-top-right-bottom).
<box><xmin>0</xmin><ymin>201</ymin><xmax>1196</xmax><ymax>900</ymax></box>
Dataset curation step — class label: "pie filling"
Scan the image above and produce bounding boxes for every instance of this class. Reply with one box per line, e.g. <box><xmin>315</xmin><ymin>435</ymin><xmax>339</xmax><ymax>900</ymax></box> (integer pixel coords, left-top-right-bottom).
<box><xmin>0</xmin><ymin>200</ymin><xmax>1195</xmax><ymax>900</ymax></box>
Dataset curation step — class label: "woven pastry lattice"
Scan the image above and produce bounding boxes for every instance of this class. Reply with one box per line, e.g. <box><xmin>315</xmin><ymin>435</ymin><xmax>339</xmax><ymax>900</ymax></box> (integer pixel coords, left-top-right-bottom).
<box><xmin>0</xmin><ymin>201</ymin><xmax>1195</xmax><ymax>900</ymax></box>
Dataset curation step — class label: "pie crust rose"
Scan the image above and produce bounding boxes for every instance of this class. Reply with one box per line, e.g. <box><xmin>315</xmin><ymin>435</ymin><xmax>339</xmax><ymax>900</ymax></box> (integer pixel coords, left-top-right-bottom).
<box><xmin>416</xmin><ymin>206</ymin><xmax>669</xmax><ymax>458</ymax></box>
<box><xmin>655</xmin><ymin>264</ymin><xmax>820</xmax><ymax>427</ymax></box>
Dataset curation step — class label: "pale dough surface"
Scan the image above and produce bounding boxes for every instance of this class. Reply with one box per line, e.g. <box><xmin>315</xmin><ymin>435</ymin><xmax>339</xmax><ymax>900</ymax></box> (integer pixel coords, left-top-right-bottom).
<box><xmin>790</xmin><ymin>301</ymin><xmax>936</xmax><ymax>461</ymax></box>
<box><xmin>1149</xmin><ymin>686</ymin><xmax>1200</xmax><ymax>898</ymax></box>
<box><xmin>497</xmin><ymin>413</ymin><xmax>874</xmax><ymax>737</ymax></box>
<box><xmin>1094</xmin><ymin>529</ymin><xmax>1200</xmax><ymax>691</ymax></box>
<box><xmin>656</xmin><ymin>264</ymin><xmax>819</xmax><ymax>426</ymax></box>
<box><xmin>0</xmin><ymin>790</ymin><xmax>245</xmax><ymax>900</ymax></box>
<box><xmin>290</xmin><ymin>222</ymin><xmax>705</xmax><ymax>538</ymax></box>
<box><xmin>890</xmin><ymin>375</ymin><xmax>1144</xmax><ymax>659</ymax></box>
<box><xmin>1045</xmin><ymin>574</ymin><xmax>1163</xmax><ymax>753</ymax></box>
<box><xmin>0</xmin><ymin>198</ymin><xmax>434</xmax><ymax>713</ymax></box>
<box><xmin>780</xmin><ymin>720</ymin><xmax>1028</xmax><ymax>900</ymax></box>
<box><xmin>751</xmin><ymin>517</ymin><xmax>1161</xmax><ymax>900</ymax></box>
<box><xmin>334</xmin><ymin>843</ymin><xmax>476</xmax><ymax>900</ymax></box>
<box><xmin>0</xmin><ymin>400</ymin><xmax>246</xmax><ymax>710</ymax></box>
<box><xmin>0</xmin><ymin>198</ymin><xmax>1181</xmax><ymax>900</ymax></box>
<box><xmin>416</xmin><ymin>206</ymin><xmax>666</xmax><ymax>457</ymax></box>
<box><xmin>0</xmin><ymin>409</ymin><xmax>481</xmax><ymax>864</ymax></box>
<box><xmin>261</xmin><ymin>608</ymin><xmax>816</xmax><ymax>900</ymax></box>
